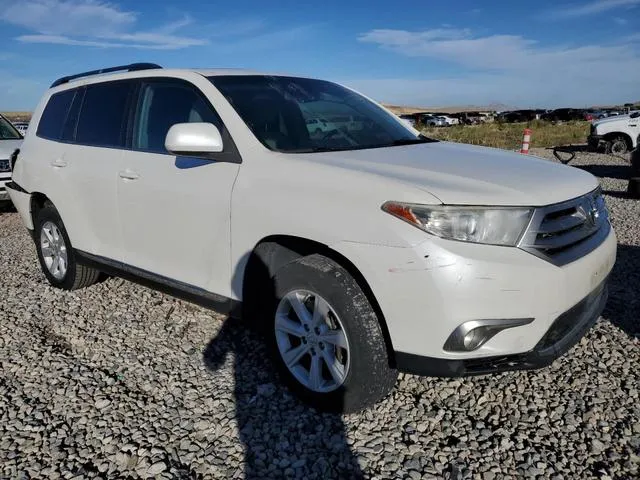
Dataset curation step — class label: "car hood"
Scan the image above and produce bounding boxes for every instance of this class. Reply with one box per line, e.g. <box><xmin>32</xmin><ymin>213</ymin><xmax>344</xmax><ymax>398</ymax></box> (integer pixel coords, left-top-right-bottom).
<box><xmin>299</xmin><ymin>141</ymin><xmax>598</xmax><ymax>206</ymax></box>
<box><xmin>593</xmin><ymin>114</ymin><xmax>635</xmax><ymax>127</ymax></box>
<box><xmin>0</xmin><ymin>139</ymin><xmax>22</xmax><ymax>159</ymax></box>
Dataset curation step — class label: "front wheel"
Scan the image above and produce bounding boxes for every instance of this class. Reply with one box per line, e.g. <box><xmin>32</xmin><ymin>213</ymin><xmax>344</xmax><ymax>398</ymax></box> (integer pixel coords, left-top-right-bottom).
<box><xmin>268</xmin><ymin>254</ymin><xmax>398</xmax><ymax>412</ymax></box>
<box><xmin>609</xmin><ymin>136</ymin><xmax>629</xmax><ymax>155</ymax></box>
<box><xmin>34</xmin><ymin>202</ymin><xmax>100</xmax><ymax>290</ymax></box>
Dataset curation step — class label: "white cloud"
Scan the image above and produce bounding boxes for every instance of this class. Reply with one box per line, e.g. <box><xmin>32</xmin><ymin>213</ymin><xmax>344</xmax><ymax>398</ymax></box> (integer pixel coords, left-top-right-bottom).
<box><xmin>613</xmin><ymin>16</ymin><xmax>629</xmax><ymax>24</ymax></box>
<box><xmin>0</xmin><ymin>0</ymin><xmax>206</xmax><ymax>49</ymax></box>
<box><xmin>546</xmin><ymin>0</ymin><xmax>640</xmax><ymax>18</ymax></box>
<box><xmin>16</xmin><ymin>34</ymin><xmax>205</xmax><ymax>50</ymax></box>
<box><xmin>356</xmin><ymin>27</ymin><xmax>640</xmax><ymax>107</ymax></box>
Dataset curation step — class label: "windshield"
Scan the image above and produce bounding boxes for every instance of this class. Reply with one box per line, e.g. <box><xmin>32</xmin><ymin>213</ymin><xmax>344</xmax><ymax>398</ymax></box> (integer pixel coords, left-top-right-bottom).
<box><xmin>209</xmin><ymin>75</ymin><xmax>435</xmax><ymax>153</ymax></box>
<box><xmin>0</xmin><ymin>116</ymin><xmax>22</xmax><ymax>140</ymax></box>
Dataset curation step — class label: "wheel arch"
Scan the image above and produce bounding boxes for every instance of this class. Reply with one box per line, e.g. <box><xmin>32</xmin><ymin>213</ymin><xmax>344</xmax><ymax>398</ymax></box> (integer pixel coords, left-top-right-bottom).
<box><xmin>30</xmin><ymin>192</ymin><xmax>52</xmax><ymax>224</ymax></box>
<box><xmin>603</xmin><ymin>131</ymin><xmax>633</xmax><ymax>149</ymax></box>
<box><xmin>241</xmin><ymin>234</ymin><xmax>397</xmax><ymax>366</ymax></box>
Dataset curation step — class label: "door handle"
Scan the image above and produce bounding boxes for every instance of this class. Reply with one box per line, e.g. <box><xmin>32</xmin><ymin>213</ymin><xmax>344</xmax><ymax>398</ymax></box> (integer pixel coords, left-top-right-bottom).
<box><xmin>50</xmin><ymin>159</ymin><xmax>67</xmax><ymax>168</ymax></box>
<box><xmin>118</xmin><ymin>170</ymin><xmax>140</xmax><ymax>180</ymax></box>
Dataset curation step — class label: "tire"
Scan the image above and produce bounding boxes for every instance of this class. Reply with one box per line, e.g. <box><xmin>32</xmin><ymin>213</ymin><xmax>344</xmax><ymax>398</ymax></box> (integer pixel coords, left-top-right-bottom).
<box><xmin>267</xmin><ymin>254</ymin><xmax>397</xmax><ymax>413</ymax></box>
<box><xmin>34</xmin><ymin>202</ymin><xmax>100</xmax><ymax>290</ymax></box>
<box><xmin>609</xmin><ymin>136</ymin><xmax>629</xmax><ymax>155</ymax></box>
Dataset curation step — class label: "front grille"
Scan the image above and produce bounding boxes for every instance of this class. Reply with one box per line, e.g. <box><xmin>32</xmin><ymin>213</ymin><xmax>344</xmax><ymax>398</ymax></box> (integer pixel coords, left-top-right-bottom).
<box><xmin>518</xmin><ymin>189</ymin><xmax>610</xmax><ymax>266</ymax></box>
<box><xmin>0</xmin><ymin>159</ymin><xmax>9</xmax><ymax>173</ymax></box>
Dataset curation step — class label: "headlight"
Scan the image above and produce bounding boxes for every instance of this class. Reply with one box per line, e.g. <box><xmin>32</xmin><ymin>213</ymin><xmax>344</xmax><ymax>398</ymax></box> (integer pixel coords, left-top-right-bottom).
<box><xmin>382</xmin><ymin>202</ymin><xmax>533</xmax><ymax>246</ymax></box>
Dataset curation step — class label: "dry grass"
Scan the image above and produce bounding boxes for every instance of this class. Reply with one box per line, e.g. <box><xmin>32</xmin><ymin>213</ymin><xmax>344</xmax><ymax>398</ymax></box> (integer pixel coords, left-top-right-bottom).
<box><xmin>1</xmin><ymin>112</ymin><xmax>32</xmax><ymax>122</ymax></box>
<box><xmin>421</xmin><ymin>120</ymin><xmax>591</xmax><ymax>150</ymax></box>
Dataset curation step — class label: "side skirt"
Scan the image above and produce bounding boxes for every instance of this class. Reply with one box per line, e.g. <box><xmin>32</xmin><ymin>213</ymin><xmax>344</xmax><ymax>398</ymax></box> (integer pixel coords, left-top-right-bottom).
<box><xmin>75</xmin><ymin>250</ymin><xmax>242</xmax><ymax>318</ymax></box>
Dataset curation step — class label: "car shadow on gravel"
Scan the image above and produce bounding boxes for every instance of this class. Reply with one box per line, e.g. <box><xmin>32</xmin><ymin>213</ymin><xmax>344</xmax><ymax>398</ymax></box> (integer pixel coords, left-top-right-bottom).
<box><xmin>575</xmin><ymin>164</ymin><xmax>631</xmax><ymax>181</ymax></box>
<box><xmin>603</xmin><ymin>244</ymin><xmax>640</xmax><ymax>338</ymax></box>
<box><xmin>0</xmin><ymin>202</ymin><xmax>16</xmax><ymax>214</ymax></box>
<box><xmin>202</xmin><ymin>319</ymin><xmax>363</xmax><ymax>479</ymax></box>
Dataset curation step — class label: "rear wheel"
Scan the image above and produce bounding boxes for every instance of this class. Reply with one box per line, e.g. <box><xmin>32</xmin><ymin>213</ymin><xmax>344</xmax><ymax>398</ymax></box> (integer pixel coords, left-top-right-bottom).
<box><xmin>34</xmin><ymin>202</ymin><xmax>100</xmax><ymax>290</ymax></box>
<box><xmin>267</xmin><ymin>254</ymin><xmax>398</xmax><ymax>413</ymax></box>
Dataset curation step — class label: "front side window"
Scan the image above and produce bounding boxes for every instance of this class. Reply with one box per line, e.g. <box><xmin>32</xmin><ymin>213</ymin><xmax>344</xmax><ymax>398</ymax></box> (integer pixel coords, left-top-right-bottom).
<box><xmin>0</xmin><ymin>115</ymin><xmax>22</xmax><ymax>140</ymax></box>
<box><xmin>133</xmin><ymin>81</ymin><xmax>221</xmax><ymax>154</ymax></box>
<box><xmin>76</xmin><ymin>81</ymin><xmax>133</xmax><ymax>148</ymax></box>
<box><xmin>209</xmin><ymin>75</ymin><xmax>434</xmax><ymax>153</ymax></box>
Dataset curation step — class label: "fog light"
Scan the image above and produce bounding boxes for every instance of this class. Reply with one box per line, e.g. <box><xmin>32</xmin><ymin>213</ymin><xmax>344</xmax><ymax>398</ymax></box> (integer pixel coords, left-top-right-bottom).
<box><xmin>444</xmin><ymin>318</ymin><xmax>534</xmax><ymax>352</ymax></box>
<box><xmin>463</xmin><ymin>327</ymin><xmax>490</xmax><ymax>350</ymax></box>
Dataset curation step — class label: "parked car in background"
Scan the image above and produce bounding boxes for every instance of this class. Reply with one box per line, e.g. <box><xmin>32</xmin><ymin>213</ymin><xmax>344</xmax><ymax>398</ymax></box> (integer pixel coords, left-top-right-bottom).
<box><xmin>585</xmin><ymin>111</ymin><xmax>607</xmax><ymax>121</ymax></box>
<box><xmin>8</xmin><ymin>63</ymin><xmax>616</xmax><ymax>412</ymax></box>
<box><xmin>0</xmin><ymin>114</ymin><xmax>23</xmax><ymax>204</ymax></box>
<box><xmin>397</xmin><ymin>114</ymin><xmax>416</xmax><ymax>128</ymax></box>
<box><xmin>420</xmin><ymin>115</ymin><xmax>446</xmax><ymax>127</ymax></box>
<box><xmin>542</xmin><ymin>108</ymin><xmax>586</xmax><ymax>122</ymax></box>
<box><xmin>426</xmin><ymin>113</ymin><xmax>460</xmax><ymax>126</ymax></box>
<box><xmin>588</xmin><ymin>111</ymin><xmax>639</xmax><ymax>154</ymax></box>
<box><xmin>497</xmin><ymin>110</ymin><xmax>538</xmax><ymax>123</ymax></box>
<box><xmin>12</xmin><ymin>122</ymin><xmax>29</xmax><ymax>136</ymax></box>
<box><xmin>438</xmin><ymin>115</ymin><xmax>459</xmax><ymax>126</ymax></box>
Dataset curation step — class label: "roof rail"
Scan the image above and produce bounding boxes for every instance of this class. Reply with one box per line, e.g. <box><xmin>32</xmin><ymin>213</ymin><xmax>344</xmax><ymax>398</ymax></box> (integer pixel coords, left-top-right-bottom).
<box><xmin>50</xmin><ymin>63</ymin><xmax>162</xmax><ymax>88</ymax></box>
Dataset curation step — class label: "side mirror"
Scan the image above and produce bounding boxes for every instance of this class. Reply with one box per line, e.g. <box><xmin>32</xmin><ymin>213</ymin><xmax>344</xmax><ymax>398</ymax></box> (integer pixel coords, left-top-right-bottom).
<box><xmin>165</xmin><ymin>123</ymin><xmax>224</xmax><ymax>155</ymax></box>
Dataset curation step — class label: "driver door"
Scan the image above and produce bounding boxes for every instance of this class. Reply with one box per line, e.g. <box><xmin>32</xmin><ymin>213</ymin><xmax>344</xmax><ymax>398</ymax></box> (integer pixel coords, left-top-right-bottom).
<box><xmin>117</xmin><ymin>78</ymin><xmax>240</xmax><ymax>295</ymax></box>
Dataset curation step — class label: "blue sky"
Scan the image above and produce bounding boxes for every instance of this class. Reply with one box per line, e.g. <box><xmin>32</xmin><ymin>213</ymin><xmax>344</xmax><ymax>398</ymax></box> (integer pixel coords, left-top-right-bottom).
<box><xmin>0</xmin><ymin>0</ymin><xmax>639</xmax><ymax>110</ymax></box>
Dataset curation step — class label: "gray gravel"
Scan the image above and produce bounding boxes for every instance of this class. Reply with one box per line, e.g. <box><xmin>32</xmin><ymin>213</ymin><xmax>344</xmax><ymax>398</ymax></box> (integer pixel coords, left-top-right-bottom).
<box><xmin>1</xmin><ymin>149</ymin><xmax>639</xmax><ymax>480</ymax></box>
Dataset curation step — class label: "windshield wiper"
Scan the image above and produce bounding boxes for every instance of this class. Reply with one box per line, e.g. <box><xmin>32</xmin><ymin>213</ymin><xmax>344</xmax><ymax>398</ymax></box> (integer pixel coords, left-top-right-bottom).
<box><xmin>388</xmin><ymin>135</ymin><xmax>438</xmax><ymax>147</ymax></box>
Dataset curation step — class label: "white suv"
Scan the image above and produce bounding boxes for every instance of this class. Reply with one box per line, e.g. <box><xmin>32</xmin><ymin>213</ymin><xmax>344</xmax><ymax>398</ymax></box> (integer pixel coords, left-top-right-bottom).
<box><xmin>8</xmin><ymin>64</ymin><xmax>617</xmax><ymax>412</ymax></box>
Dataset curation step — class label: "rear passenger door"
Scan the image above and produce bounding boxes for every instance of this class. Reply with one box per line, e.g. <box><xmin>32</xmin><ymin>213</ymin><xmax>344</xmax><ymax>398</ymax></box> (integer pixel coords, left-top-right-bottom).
<box><xmin>117</xmin><ymin>78</ymin><xmax>240</xmax><ymax>294</ymax></box>
<box><xmin>39</xmin><ymin>81</ymin><xmax>133</xmax><ymax>261</ymax></box>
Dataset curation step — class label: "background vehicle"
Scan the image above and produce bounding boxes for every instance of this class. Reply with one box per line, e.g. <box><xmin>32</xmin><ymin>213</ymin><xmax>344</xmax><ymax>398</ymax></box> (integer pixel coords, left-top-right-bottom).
<box><xmin>541</xmin><ymin>108</ymin><xmax>586</xmax><ymax>122</ymax></box>
<box><xmin>12</xmin><ymin>122</ymin><xmax>29</xmax><ymax>136</ymax></box>
<box><xmin>585</xmin><ymin>111</ymin><xmax>606</xmax><ymax>121</ymax></box>
<box><xmin>588</xmin><ymin>112</ymin><xmax>639</xmax><ymax>154</ymax></box>
<box><xmin>0</xmin><ymin>114</ymin><xmax>22</xmax><ymax>204</ymax></box>
<box><xmin>497</xmin><ymin>110</ymin><xmax>538</xmax><ymax>123</ymax></box>
<box><xmin>437</xmin><ymin>114</ymin><xmax>459</xmax><ymax>126</ymax></box>
<box><xmin>397</xmin><ymin>114</ymin><xmax>416</xmax><ymax>128</ymax></box>
<box><xmin>420</xmin><ymin>114</ymin><xmax>446</xmax><ymax>127</ymax></box>
<box><xmin>8</xmin><ymin>63</ymin><xmax>617</xmax><ymax>413</ymax></box>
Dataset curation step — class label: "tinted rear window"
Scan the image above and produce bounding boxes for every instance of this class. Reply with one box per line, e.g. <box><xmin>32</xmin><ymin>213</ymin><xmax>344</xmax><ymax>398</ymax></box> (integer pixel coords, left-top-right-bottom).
<box><xmin>76</xmin><ymin>81</ymin><xmax>132</xmax><ymax>148</ymax></box>
<box><xmin>37</xmin><ymin>90</ymin><xmax>75</xmax><ymax>140</ymax></box>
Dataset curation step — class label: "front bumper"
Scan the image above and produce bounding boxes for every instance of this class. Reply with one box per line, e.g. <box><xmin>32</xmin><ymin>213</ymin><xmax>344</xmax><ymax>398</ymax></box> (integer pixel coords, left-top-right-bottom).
<box><xmin>395</xmin><ymin>279</ymin><xmax>608</xmax><ymax>376</ymax></box>
<box><xmin>332</xmin><ymin>224</ymin><xmax>616</xmax><ymax>363</ymax></box>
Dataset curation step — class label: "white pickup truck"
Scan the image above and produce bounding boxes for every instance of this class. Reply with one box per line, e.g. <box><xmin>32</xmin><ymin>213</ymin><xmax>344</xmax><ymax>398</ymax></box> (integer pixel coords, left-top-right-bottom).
<box><xmin>588</xmin><ymin>111</ymin><xmax>639</xmax><ymax>154</ymax></box>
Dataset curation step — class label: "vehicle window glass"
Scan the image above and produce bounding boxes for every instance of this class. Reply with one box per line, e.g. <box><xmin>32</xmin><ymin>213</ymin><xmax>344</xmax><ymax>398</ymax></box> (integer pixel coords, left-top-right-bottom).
<box><xmin>133</xmin><ymin>81</ymin><xmax>221</xmax><ymax>154</ymax></box>
<box><xmin>76</xmin><ymin>81</ymin><xmax>132</xmax><ymax>148</ymax></box>
<box><xmin>210</xmin><ymin>75</ymin><xmax>429</xmax><ymax>153</ymax></box>
<box><xmin>0</xmin><ymin>115</ymin><xmax>22</xmax><ymax>140</ymax></box>
<box><xmin>61</xmin><ymin>89</ymin><xmax>83</xmax><ymax>142</ymax></box>
<box><xmin>36</xmin><ymin>90</ymin><xmax>75</xmax><ymax>140</ymax></box>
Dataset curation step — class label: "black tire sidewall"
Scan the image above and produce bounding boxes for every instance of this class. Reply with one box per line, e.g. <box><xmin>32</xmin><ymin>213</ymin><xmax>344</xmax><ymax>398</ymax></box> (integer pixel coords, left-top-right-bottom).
<box><xmin>34</xmin><ymin>205</ymin><xmax>79</xmax><ymax>289</ymax></box>
<box><xmin>267</xmin><ymin>256</ymin><xmax>396</xmax><ymax>412</ymax></box>
<box><xmin>611</xmin><ymin>138</ymin><xmax>628</xmax><ymax>154</ymax></box>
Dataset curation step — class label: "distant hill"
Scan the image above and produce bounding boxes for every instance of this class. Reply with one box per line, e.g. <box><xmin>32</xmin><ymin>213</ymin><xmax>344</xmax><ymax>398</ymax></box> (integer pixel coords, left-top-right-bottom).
<box><xmin>384</xmin><ymin>103</ymin><xmax>515</xmax><ymax>114</ymax></box>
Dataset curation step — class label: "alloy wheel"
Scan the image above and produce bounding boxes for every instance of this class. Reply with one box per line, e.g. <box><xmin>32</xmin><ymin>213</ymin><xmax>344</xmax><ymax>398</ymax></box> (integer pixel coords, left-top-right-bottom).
<box><xmin>275</xmin><ymin>290</ymin><xmax>350</xmax><ymax>393</ymax></box>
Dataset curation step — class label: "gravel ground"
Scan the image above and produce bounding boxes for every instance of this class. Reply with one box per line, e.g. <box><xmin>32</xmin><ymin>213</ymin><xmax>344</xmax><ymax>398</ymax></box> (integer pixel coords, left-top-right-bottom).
<box><xmin>1</xmin><ymin>149</ymin><xmax>639</xmax><ymax>480</ymax></box>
